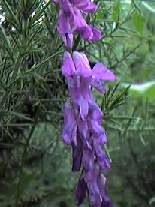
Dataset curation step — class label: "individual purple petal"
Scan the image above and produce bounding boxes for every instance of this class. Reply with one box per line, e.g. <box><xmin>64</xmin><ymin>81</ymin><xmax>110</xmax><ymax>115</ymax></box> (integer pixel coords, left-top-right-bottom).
<box><xmin>59</xmin><ymin>0</ymin><xmax>72</xmax><ymax>14</ymax></box>
<box><xmin>62</xmin><ymin>127</ymin><xmax>71</xmax><ymax>145</ymax></box>
<box><xmin>92</xmin><ymin>128</ymin><xmax>107</xmax><ymax>145</ymax></box>
<box><xmin>73</xmin><ymin>51</ymin><xmax>91</xmax><ymax>77</ymax></box>
<box><xmin>57</xmin><ymin>10</ymin><xmax>74</xmax><ymax>48</ymax></box>
<box><xmin>78</xmin><ymin>119</ymin><xmax>88</xmax><ymax>139</ymax></box>
<box><xmin>89</xmin><ymin>101</ymin><xmax>102</xmax><ymax>123</ymax></box>
<box><xmin>89</xmin><ymin>26</ymin><xmax>102</xmax><ymax>43</ymax></box>
<box><xmin>79</xmin><ymin>97</ymin><xmax>89</xmax><ymax>120</ymax></box>
<box><xmin>90</xmin><ymin>120</ymin><xmax>105</xmax><ymax>138</ymax></box>
<box><xmin>66</xmin><ymin>76</ymin><xmax>75</xmax><ymax>89</ymax></box>
<box><xmin>93</xmin><ymin>137</ymin><xmax>110</xmax><ymax>170</ymax></box>
<box><xmin>71</xmin><ymin>122</ymin><xmax>78</xmax><ymax>145</ymax></box>
<box><xmin>85</xmin><ymin>164</ymin><xmax>102</xmax><ymax>207</ymax></box>
<box><xmin>89</xmin><ymin>101</ymin><xmax>107</xmax><ymax>145</ymax></box>
<box><xmin>62</xmin><ymin>33</ymin><xmax>73</xmax><ymax>48</ymax></box>
<box><xmin>87</xmin><ymin>181</ymin><xmax>102</xmax><ymax>207</ymax></box>
<box><xmin>77</xmin><ymin>119</ymin><xmax>92</xmax><ymax>150</ymax></box>
<box><xmin>98</xmin><ymin>132</ymin><xmax>108</xmax><ymax>145</ymax></box>
<box><xmin>78</xmin><ymin>76</ymin><xmax>91</xmax><ymax>99</ymax></box>
<box><xmin>67</xmin><ymin>81</ymin><xmax>91</xmax><ymax>109</ymax></box>
<box><xmin>57</xmin><ymin>10</ymin><xmax>70</xmax><ymax>35</ymax></box>
<box><xmin>91</xmin><ymin>79</ymin><xmax>106</xmax><ymax>93</ymax></box>
<box><xmin>61</xmin><ymin>103</ymin><xmax>72</xmax><ymax>145</ymax></box>
<box><xmin>92</xmin><ymin>63</ymin><xmax>116</xmax><ymax>82</ymax></box>
<box><xmin>71</xmin><ymin>0</ymin><xmax>97</xmax><ymax>13</ymax></box>
<box><xmin>99</xmin><ymin>175</ymin><xmax>113</xmax><ymax>207</ymax></box>
<box><xmin>75</xmin><ymin>177</ymin><xmax>87</xmax><ymax>205</ymax></box>
<box><xmin>62</xmin><ymin>51</ymin><xmax>75</xmax><ymax>77</ymax></box>
<box><xmin>82</xmin><ymin>2</ymin><xmax>97</xmax><ymax>13</ymax></box>
<box><xmin>82</xmin><ymin>149</ymin><xmax>94</xmax><ymax>173</ymax></box>
<box><xmin>78</xmin><ymin>25</ymin><xmax>101</xmax><ymax>43</ymax></box>
<box><xmin>72</xmin><ymin>136</ymin><xmax>83</xmax><ymax>171</ymax></box>
<box><xmin>79</xmin><ymin>25</ymin><xmax>93</xmax><ymax>41</ymax></box>
<box><xmin>72</xmin><ymin>8</ymin><xmax>87</xmax><ymax>30</ymax></box>
<box><xmin>62</xmin><ymin>102</ymin><xmax>77</xmax><ymax>145</ymax></box>
<box><xmin>77</xmin><ymin>23</ymin><xmax>101</xmax><ymax>44</ymax></box>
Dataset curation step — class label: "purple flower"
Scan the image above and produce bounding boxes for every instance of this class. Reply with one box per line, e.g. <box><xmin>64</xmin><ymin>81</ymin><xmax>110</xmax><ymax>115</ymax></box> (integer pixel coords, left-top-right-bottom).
<box><xmin>62</xmin><ymin>99</ymin><xmax>112</xmax><ymax>207</ymax></box>
<box><xmin>61</xmin><ymin>50</ymin><xmax>115</xmax><ymax>206</ymax></box>
<box><xmin>75</xmin><ymin>177</ymin><xmax>87</xmax><ymax>205</ymax></box>
<box><xmin>72</xmin><ymin>133</ymin><xmax>83</xmax><ymax>171</ymax></box>
<box><xmin>62</xmin><ymin>101</ymin><xmax>77</xmax><ymax>145</ymax></box>
<box><xmin>62</xmin><ymin>51</ymin><xmax>115</xmax><ymax>116</ymax></box>
<box><xmin>53</xmin><ymin>0</ymin><xmax>116</xmax><ymax>205</ymax></box>
<box><xmin>99</xmin><ymin>175</ymin><xmax>113</xmax><ymax>207</ymax></box>
<box><xmin>71</xmin><ymin>0</ymin><xmax>97</xmax><ymax>13</ymax></box>
<box><xmin>55</xmin><ymin>0</ymin><xmax>101</xmax><ymax>47</ymax></box>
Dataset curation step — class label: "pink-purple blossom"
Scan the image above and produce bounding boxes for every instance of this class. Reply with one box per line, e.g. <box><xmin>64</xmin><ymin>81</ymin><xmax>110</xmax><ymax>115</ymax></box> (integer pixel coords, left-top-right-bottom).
<box><xmin>61</xmin><ymin>51</ymin><xmax>115</xmax><ymax>206</ymax></box>
<box><xmin>54</xmin><ymin>0</ymin><xmax>101</xmax><ymax>48</ymax></box>
<box><xmin>52</xmin><ymin>0</ymin><xmax>116</xmax><ymax>206</ymax></box>
<box><xmin>62</xmin><ymin>51</ymin><xmax>115</xmax><ymax>119</ymax></box>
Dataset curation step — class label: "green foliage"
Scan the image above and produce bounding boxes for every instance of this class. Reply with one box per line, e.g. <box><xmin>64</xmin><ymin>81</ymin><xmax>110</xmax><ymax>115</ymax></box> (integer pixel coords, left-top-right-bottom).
<box><xmin>133</xmin><ymin>11</ymin><xmax>144</xmax><ymax>35</ymax></box>
<box><xmin>112</xmin><ymin>1</ymin><xmax>121</xmax><ymax>22</ymax></box>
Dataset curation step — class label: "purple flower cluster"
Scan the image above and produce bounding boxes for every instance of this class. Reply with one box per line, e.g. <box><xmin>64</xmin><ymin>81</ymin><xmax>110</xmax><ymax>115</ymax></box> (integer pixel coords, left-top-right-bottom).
<box><xmin>53</xmin><ymin>0</ymin><xmax>116</xmax><ymax>206</ymax></box>
<box><xmin>62</xmin><ymin>51</ymin><xmax>115</xmax><ymax>206</ymax></box>
<box><xmin>54</xmin><ymin>0</ymin><xmax>101</xmax><ymax>48</ymax></box>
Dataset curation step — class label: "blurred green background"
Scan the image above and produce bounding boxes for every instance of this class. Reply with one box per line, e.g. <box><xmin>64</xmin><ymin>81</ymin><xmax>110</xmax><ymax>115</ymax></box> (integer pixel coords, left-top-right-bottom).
<box><xmin>0</xmin><ymin>0</ymin><xmax>155</xmax><ymax>206</ymax></box>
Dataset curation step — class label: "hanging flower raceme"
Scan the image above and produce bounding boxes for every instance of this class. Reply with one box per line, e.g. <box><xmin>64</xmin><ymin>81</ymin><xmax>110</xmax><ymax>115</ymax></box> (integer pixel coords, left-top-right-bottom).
<box><xmin>61</xmin><ymin>51</ymin><xmax>116</xmax><ymax>207</ymax></box>
<box><xmin>52</xmin><ymin>0</ymin><xmax>116</xmax><ymax>206</ymax></box>
<box><xmin>54</xmin><ymin>0</ymin><xmax>101</xmax><ymax>48</ymax></box>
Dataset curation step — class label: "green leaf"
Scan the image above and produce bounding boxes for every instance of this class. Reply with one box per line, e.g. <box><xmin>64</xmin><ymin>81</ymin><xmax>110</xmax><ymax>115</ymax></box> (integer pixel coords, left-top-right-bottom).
<box><xmin>31</xmin><ymin>1</ymin><xmax>51</xmax><ymax>25</ymax></box>
<box><xmin>0</xmin><ymin>25</ymin><xmax>14</xmax><ymax>61</ymax></box>
<box><xmin>2</xmin><ymin>0</ymin><xmax>19</xmax><ymax>30</ymax></box>
<box><xmin>112</xmin><ymin>1</ymin><xmax>121</xmax><ymax>21</ymax></box>
<box><xmin>10</xmin><ymin>112</ymin><xmax>33</xmax><ymax>121</ymax></box>
<box><xmin>133</xmin><ymin>11</ymin><xmax>144</xmax><ymax>35</ymax></box>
